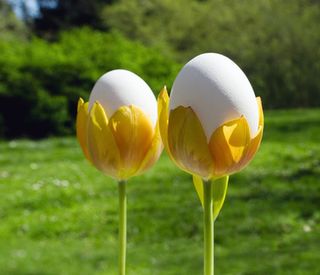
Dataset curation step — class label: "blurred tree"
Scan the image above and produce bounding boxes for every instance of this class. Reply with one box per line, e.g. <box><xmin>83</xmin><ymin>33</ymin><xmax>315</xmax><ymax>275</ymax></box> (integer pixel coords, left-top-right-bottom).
<box><xmin>103</xmin><ymin>0</ymin><xmax>202</xmax><ymax>56</ymax></box>
<box><xmin>0</xmin><ymin>0</ymin><xmax>27</xmax><ymax>40</ymax></box>
<box><xmin>34</xmin><ymin>0</ymin><xmax>115</xmax><ymax>38</ymax></box>
<box><xmin>0</xmin><ymin>28</ymin><xmax>179</xmax><ymax>138</ymax></box>
<box><xmin>103</xmin><ymin>0</ymin><xmax>320</xmax><ymax>108</ymax></box>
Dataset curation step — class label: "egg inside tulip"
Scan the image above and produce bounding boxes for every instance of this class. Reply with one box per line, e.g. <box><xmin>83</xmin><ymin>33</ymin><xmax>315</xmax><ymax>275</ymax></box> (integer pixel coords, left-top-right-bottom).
<box><xmin>170</xmin><ymin>53</ymin><xmax>259</xmax><ymax>140</ymax></box>
<box><xmin>89</xmin><ymin>69</ymin><xmax>157</xmax><ymax>127</ymax></box>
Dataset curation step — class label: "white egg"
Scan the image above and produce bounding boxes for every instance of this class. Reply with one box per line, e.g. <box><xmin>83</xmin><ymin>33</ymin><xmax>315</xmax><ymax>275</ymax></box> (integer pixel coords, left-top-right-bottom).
<box><xmin>89</xmin><ymin>69</ymin><xmax>157</xmax><ymax>127</ymax></box>
<box><xmin>170</xmin><ymin>53</ymin><xmax>259</xmax><ymax>140</ymax></box>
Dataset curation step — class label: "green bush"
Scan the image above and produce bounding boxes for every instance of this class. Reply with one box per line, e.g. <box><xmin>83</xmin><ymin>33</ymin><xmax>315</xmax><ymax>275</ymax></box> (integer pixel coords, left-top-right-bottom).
<box><xmin>103</xmin><ymin>0</ymin><xmax>320</xmax><ymax>108</ymax></box>
<box><xmin>0</xmin><ymin>28</ymin><xmax>180</xmax><ymax>138</ymax></box>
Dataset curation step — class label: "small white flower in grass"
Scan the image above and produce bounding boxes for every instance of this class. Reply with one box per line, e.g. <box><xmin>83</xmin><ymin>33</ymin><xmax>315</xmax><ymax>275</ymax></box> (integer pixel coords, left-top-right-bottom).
<box><xmin>303</xmin><ymin>224</ymin><xmax>312</xmax><ymax>233</ymax></box>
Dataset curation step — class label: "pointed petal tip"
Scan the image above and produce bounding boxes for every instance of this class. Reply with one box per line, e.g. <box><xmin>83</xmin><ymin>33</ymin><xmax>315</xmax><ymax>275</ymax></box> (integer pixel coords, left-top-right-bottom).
<box><xmin>256</xmin><ymin>97</ymin><xmax>264</xmax><ymax>127</ymax></box>
<box><xmin>90</xmin><ymin>101</ymin><xmax>103</xmax><ymax>115</ymax></box>
<box><xmin>159</xmin><ymin>86</ymin><xmax>169</xmax><ymax>98</ymax></box>
<box><xmin>77</xmin><ymin>98</ymin><xmax>84</xmax><ymax>112</ymax></box>
<box><xmin>89</xmin><ymin>101</ymin><xmax>97</xmax><ymax>115</ymax></box>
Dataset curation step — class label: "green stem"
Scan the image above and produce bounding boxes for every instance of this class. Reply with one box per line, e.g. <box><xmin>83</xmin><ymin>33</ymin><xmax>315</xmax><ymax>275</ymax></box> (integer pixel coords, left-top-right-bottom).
<box><xmin>118</xmin><ymin>180</ymin><xmax>127</xmax><ymax>275</ymax></box>
<box><xmin>203</xmin><ymin>180</ymin><xmax>214</xmax><ymax>275</ymax></box>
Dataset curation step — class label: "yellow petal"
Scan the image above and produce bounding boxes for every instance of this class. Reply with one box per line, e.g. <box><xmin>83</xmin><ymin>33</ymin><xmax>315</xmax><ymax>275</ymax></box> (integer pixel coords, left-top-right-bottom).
<box><xmin>240</xmin><ymin>126</ymin><xmax>263</xmax><ymax>165</ymax></box>
<box><xmin>209</xmin><ymin>116</ymin><xmax>250</xmax><ymax>176</ymax></box>
<box><xmin>239</xmin><ymin>97</ymin><xmax>264</xmax><ymax>166</ymax></box>
<box><xmin>257</xmin><ymin>97</ymin><xmax>264</xmax><ymax>127</ymax></box>
<box><xmin>87</xmin><ymin>102</ymin><xmax>121</xmax><ymax>179</ymax></box>
<box><xmin>158</xmin><ymin>87</ymin><xmax>170</xmax><ymax>152</ymax></box>
<box><xmin>158</xmin><ymin>87</ymin><xmax>183</xmax><ymax>167</ymax></box>
<box><xmin>137</xmin><ymin>118</ymin><xmax>163</xmax><ymax>174</ymax></box>
<box><xmin>109</xmin><ymin>105</ymin><xmax>154</xmax><ymax>179</ymax></box>
<box><xmin>168</xmin><ymin>106</ymin><xmax>213</xmax><ymax>178</ymax></box>
<box><xmin>77</xmin><ymin>97</ymin><xmax>84</xmax><ymax>112</ymax></box>
<box><xmin>76</xmin><ymin>98</ymin><xmax>91</xmax><ymax>162</ymax></box>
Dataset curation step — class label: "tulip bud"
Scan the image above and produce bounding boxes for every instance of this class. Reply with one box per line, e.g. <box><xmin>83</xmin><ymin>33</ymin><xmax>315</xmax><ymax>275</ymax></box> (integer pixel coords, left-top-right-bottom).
<box><xmin>159</xmin><ymin>53</ymin><xmax>264</xmax><ymax>179</ymax></box>
<box><xmin>77</xmin><ymin>69</ymin><xmax>163</xmax><ymax>180</ymax></box>
<box><xmin>89</xmin><ymin>69</ymin><xmax>158</xmax><ymax>127</ymax></box>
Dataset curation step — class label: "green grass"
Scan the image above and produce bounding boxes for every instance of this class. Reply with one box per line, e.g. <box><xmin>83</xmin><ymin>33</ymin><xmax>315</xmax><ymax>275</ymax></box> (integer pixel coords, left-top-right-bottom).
<box><xmin>0</xmin><ymin>108</ymin><xmax>319</xmax><ymax>275</ymax></box>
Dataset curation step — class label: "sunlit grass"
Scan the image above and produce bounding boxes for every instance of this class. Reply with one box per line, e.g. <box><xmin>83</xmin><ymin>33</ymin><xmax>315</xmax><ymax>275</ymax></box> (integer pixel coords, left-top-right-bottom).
<box><xmin>0</xmin><ymin>109</ymin><xmax>319</xmax><ymax>274</ymax></box>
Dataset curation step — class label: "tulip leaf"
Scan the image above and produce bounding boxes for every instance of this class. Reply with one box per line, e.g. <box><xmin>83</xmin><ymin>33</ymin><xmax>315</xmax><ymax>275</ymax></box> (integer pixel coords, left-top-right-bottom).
<box><xmin>193</xmin><ymin>174</ymin><xmax>204</xmax><ymax>207</ymax></box>
<box><xmin>192</xmin><ymin>175</ymin><xmax>229</xmax><ymax>220</ymax></box>
<box><xmin>212</xmin><ymin>176</ymin><xmax>229</xmax><ymax>220</ymax></box>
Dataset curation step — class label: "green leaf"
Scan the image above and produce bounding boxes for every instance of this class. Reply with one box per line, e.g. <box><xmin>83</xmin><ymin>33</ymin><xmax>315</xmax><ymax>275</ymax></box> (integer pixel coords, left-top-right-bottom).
<box><xmin>212</xmin><ymin>176</ymin><xmax>229</xmax><ymax>220</ymax></box>
<box><xmin>192</xmin><ymin>175</ymin><xmax>229</xmax><ymax>220</ymax></box>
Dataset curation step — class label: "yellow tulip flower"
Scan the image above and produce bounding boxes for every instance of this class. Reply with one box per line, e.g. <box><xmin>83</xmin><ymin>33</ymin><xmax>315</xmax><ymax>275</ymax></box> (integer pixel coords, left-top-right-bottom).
<box><xmin>158</xmin><ymin>88</ymin><xmax>263</xmax><ymax>180</ymax></box>
<box><xmin>76</xmin><ymin>70</ymin><xmax>163</xmax><ymax>180</ymax></box>
<box><xmin>158</xmin><ymin>53</ymin><xmax>264</xmax><ymax>275</ymax></box>
<box><xmin>76</xmin><ymin>69</ymin><xmax>163</xmax><ymax>275</ymax></box>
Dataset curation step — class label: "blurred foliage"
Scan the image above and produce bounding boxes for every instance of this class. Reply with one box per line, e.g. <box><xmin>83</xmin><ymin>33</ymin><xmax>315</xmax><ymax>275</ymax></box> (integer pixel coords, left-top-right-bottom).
<box><xmin>0</xmin><ymin>28</ymin><xmax>179</xmax><ymax>138</ymax></box>
<box><xmin>0</xmin><ymin>0</ymin><xmax>27</xmax><ymax>40</ymax></box>
<box><xmin>34</xmin><ymin>0</ymin><xmax>114</xmax><ymax>38</ymax></box>
<box><xmin>0</xmin><ymin>0</ymin><xmax>320</xmax><ymax>138</ymax></box>
<box><xmin>103</xmin><ymin>0</ymin><xmax>320</xmax><ymax>108</ymax></box>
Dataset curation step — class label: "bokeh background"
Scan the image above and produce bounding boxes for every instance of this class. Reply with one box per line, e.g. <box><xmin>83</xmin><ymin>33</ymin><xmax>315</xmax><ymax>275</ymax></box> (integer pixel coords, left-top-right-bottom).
<box><xmin>0</xmin><ymin>0</ymin><xmax>319</xmax><ymax>274</ymax></box>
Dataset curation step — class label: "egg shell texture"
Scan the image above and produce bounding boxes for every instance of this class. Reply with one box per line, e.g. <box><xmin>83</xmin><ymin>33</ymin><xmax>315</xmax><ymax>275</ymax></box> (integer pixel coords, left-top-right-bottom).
<box><xmin>170</xmin><ymin>53</ymin><xmax>259</xmax><ymax>140</ymax></box>
<box><xmin>89</xmin><ymin>69</ymin><xmax>157</xmax><ymax>127</ymax></box>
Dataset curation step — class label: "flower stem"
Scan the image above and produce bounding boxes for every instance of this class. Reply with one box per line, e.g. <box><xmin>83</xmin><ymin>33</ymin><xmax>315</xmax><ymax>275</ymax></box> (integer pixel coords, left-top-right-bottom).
<box><xmin>118</xmin><ymin>180</ymin><xmax>127</xmax><ymax>275</ymax></box>
<box><xmin>203</xmin><ymin>180</ymin><xmax>214</xmax><ymax>275</ymax></box>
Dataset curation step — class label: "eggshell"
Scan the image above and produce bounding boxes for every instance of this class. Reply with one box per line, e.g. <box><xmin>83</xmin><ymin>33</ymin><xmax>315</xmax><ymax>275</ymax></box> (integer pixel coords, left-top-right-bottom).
<box><xmin>89</xmin><ymin>69</ymin><xmax>157</xmax><ymax>127</ymax></box>
<box><xmin>170</xmin><ymin>53</ymin><xmax>259</xmax><ymax>140</ymax></box>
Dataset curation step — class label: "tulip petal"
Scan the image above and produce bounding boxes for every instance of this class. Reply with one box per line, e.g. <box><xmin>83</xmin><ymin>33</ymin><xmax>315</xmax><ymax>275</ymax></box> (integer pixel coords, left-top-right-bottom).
<box><xmin>168</xmin><ymin>106</ymin><xmax>213</xmax><ymax>178</ymax></box>
<box><xmin>109</xmin><ymin>105</ymin><xmax>154</xmax><ymax>179</ymax></box>
<box><xmin>209</xmin><ymin>116</ymin><xmax>251</xmax><ymax>176</ymax></box>
<box><xmin>239</xmin><ymin>97</ymin><xmax>264</xmax><ymax>166</ymax></box>
<box><xmin>158</xmin><ymin>87</ymin><xmax>170</xmax><ymax>152</ymax></box>
<box><xmin>257</xmin><ymin>97</ymin><xmax>264</xmax><ymax>127</ymax></box>
<box><xmin>87</xmin><ymin>102</ymin><xmax>121</xmax><ymax>178</ymax></box>
<box><xmin>192</xmin><ymin>175</ymin><xmax>229</xmax><ymax>220</ymax></box>
<box><xmin>137</xmin><ymin>118</ymin><xmax>163</xmax><ymax>174</ymax></box>
<box><xmin>76</xmin><ymin>98</ymin><xmax>91</xmax><ymax>162</ymax></box>
<box><xmin>158</xmin><ymin>87</ymin><xmax>182</xmax><ymax>166</ymax></box>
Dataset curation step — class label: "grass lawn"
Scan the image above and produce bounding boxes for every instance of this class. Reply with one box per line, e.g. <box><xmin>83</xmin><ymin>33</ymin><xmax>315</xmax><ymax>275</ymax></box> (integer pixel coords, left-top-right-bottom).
<box><xmin>0</xmin><ymin>109</ymin><xmax>319</xmax><ymax>275</ymax></box>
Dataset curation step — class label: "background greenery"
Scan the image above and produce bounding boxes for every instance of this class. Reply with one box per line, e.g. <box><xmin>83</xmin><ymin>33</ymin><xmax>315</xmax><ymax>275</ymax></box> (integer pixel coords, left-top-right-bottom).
<box><xmin>0</xmin><ymin>0</ymin><xmax>319</xmax><ymax>137</ymax></box>
<box><xmin>0</xmin><ymin>1</ymin><xmax>320</xmax><ymax>274</ymax></box>
<box><xmin>0</xmin><ymin>109</ymin><xmax>319</xmax><ymax>274</ymax></box>
<box><xmin>0</xmin><ymin>27</ymin><xmax>179</xmax><ymax>138</ymax></box>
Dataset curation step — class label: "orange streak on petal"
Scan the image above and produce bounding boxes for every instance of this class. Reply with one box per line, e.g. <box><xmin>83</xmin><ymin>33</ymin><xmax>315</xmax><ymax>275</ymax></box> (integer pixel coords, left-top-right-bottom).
<box><xmin>109</xmin><ymin>105</ymin><xmax>154</xmax><ymax>179</ymax></box>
